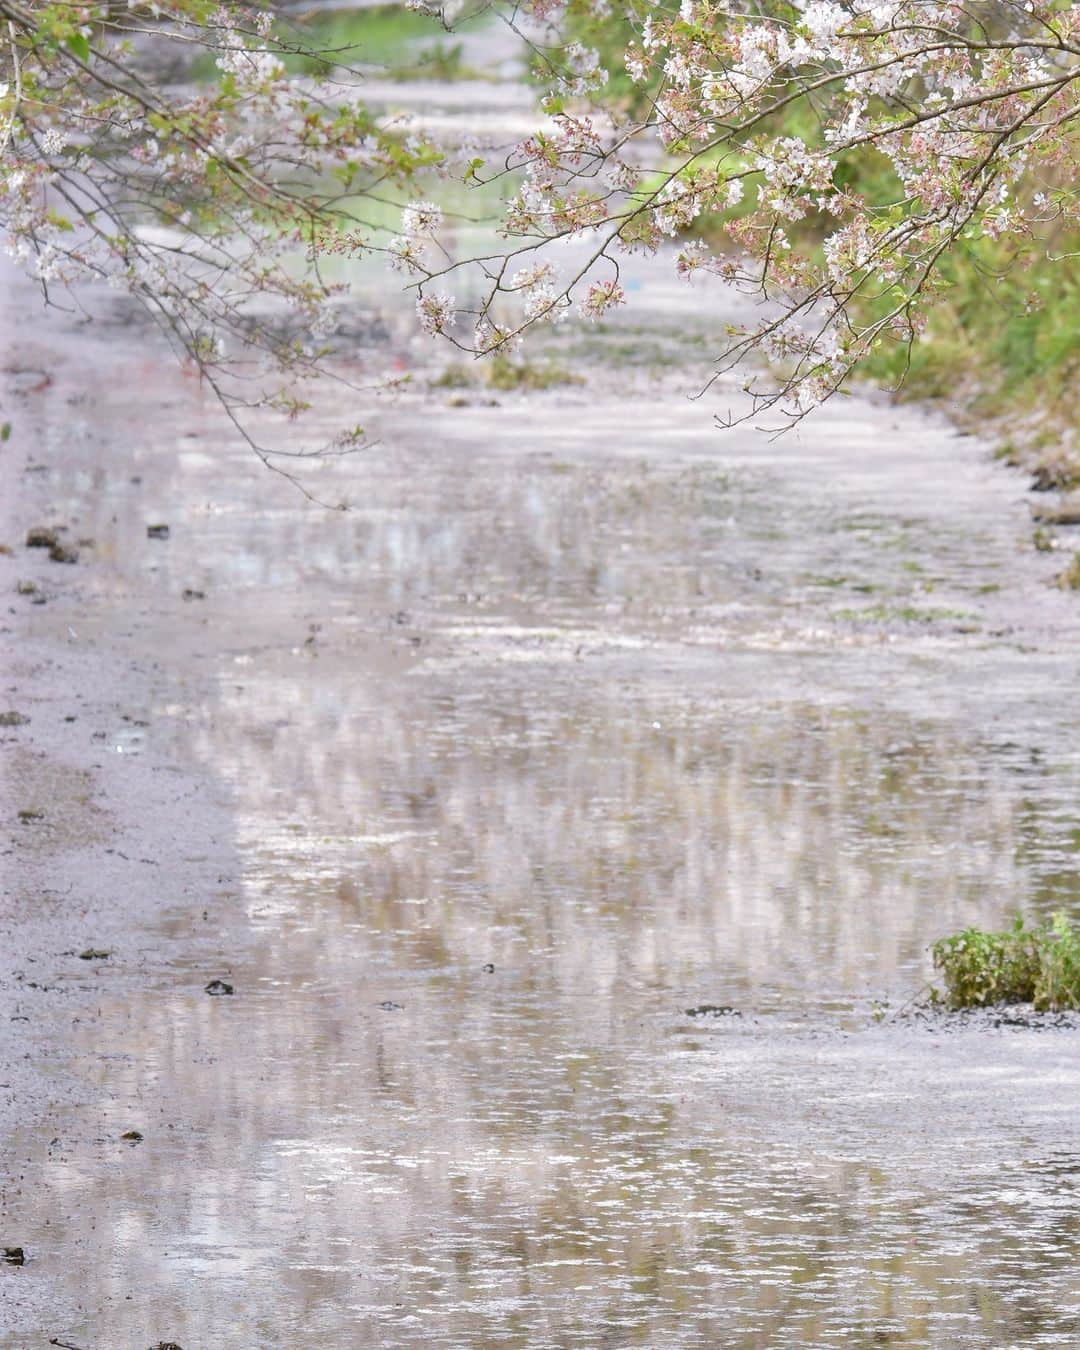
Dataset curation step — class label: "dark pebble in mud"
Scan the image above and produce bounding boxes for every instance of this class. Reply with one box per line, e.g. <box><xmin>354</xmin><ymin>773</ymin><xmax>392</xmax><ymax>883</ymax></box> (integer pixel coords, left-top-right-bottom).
<box><xmin>895</xmin><ymin>1002</ymin><xmax>1080</xmax><ymax>1031</ymax></box>
<box><xmin>17</xmin><ymin>809</ymin><xmax>44</xmax><ymax>823</ymax></box>
<box><xmin>149</xmin><ymin>1343</ymin><xmax>184</xmax><ymax>1350</ymax></box>
<box><xmin>182</xmin><ymin>588</ymin><xmax>205</xmax><ymax>601</ymax></box>
<box><xmin>377</xmin><ymin>1000</ymin><xmax>404</xmax><ymax>1011</ymax></box>
<box><xmin>685</xmin><ymin>1005</ymin><xmax>741</xmax><ymax>1018</ymax></box>
<box><xmin>482</xmin><ymin>963</ymin><xmax>495</xmax><ymax>974</ymax></box>
<box><xmin>204</xmin><ymin>979</ymin><xmax>233</xmax><ymax>996</ymax></box>
<box><xmin>48</xmin><ymin>544</ymin><xmax>78</xmax><ymax>564</ymax></box>
<box><xmin>25</xmin><ymin>527</ymin><xmax>58</xmax><ymax>549</ymax></box>
<box><xmin>121</xmin><ymin>1130</ymin><xmax>143</xmax><ymax>1143</ymax></box>
<box><xmin>78</xmin><ymin>949</ymin><xmax>110</xmax><ymax>961</ymax></box>
<box><xmin>2</xmin><ymin>1247</ymin><xmax>25</xmax><ymax>1265</ymax></box>
<box><xmin>0</xmin><ymin>711</ymin><xmax>29</xmax><ymax>727</ymax></box>
<box><xmin>15</xmin><ymin>580</ymin><xmax>37</xmax><ymax>595</ymax></box>
<box><xmin>147</xmin><ymin>524</ymin><xmax>170</xmax><ymax>540</ymax></box>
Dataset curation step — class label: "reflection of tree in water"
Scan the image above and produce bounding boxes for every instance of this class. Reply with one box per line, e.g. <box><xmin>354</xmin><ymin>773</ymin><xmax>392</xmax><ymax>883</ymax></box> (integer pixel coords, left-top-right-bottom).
<box><xmin>73</xmin><ymin>951</ymin><xmax>1080</xmax><ymax>1348</ymax></box>
<box><xmin>191</xmin><ymin>664</ymin><xmax>1033</xmax><ymax>1009</ymax></box>
<box><xmin>25</xmin><ymin>294</ymin><xmax>1080</xmax><ymax>1349</ymax></box>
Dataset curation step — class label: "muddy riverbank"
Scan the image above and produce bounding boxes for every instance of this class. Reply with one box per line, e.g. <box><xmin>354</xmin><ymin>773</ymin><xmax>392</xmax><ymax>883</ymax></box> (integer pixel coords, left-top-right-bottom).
<box><xmin>0</xmin><ymin>301</ymin><xmax>248</xmax><ymax>1338</ymax></box>
<box><xmin>2</xmin><ymin>259</ymin><xmax>1080</xmax><ymax>1347</ymax></box>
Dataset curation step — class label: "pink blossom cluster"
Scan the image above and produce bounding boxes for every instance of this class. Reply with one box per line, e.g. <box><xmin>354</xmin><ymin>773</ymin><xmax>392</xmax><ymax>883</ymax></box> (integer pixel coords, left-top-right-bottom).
<box><xmin>413</xmin><ymin>0</ymin><xmax>1076</xmax><ymax>420</ymax></box>
<box><xmin>0</xmin><ymin>2</ymin><xmax>443</xmax><ymax>471</ymax></box>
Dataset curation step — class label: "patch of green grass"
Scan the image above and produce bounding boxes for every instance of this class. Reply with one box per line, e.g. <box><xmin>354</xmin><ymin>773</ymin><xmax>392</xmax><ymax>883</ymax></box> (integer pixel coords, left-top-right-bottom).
<box><xmin>279</xmin><ymin>6</ymin><xmax>473</xmax><ymax>74</ymax></box>
<box><xmin>551</xmin><ymin>322</ymin><xmax>711</xmax><ymax>369</ymax></box>
<box><xmin>932</xmin><ymin>914</ymin><xmax>1080</xmax><ymax>1011</ymax></box>
<box><xmin>189</xmin><ymin>6</ymin><xmax>489</xmax><ymax>81</ymax></box>
<box><xmin>389</xmin><ymin>40</ymin><xmax>480</xmax><ymax>82</ymax></box>
<box><xmin>485</xmin><ymin>354</ymin><xmax>582</xmax><ymax>391</ymax></box>
<box><xmin>834</xmin><ymin>602</ymin><xmax>976</xmax><ymax>624</ymax></box>
<box><xmin>863</xmin><ymin>234</ymin><xmax>1080</xmax><ymax>434</ymax></box>
<box><xmin>1058</xmin><ymin>552</ymin><xmax>1080</xmax><ymax>591</ymax></box>
<box><xmin>429</xmin><ymin>354</ymin><xmax>583</xmax><ymax>393</ymax></box>
<box><xmin>429</xmin><ymin>363</ymin><xmax>474</xmax><ymax>389</ymax></box>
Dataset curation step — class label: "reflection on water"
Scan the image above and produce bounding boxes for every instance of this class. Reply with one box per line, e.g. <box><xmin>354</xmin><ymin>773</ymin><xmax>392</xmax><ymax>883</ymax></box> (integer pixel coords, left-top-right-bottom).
<box><xmin>211</xmin><ymin>683</ymin><xmax>1046</xmax><ymax>1009</ymax></box>
<box><xmin>4</xmin><ymin>278</ymin><xmax>1080</xmax><ymax>1347</ymax></box>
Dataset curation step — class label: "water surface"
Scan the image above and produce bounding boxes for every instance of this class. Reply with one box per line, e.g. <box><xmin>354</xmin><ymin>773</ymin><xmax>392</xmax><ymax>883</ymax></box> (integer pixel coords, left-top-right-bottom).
<box><xmin>2</xmin><ymin>234</ymin><xmax>1079</xmax><ymax>1348</ymax></box>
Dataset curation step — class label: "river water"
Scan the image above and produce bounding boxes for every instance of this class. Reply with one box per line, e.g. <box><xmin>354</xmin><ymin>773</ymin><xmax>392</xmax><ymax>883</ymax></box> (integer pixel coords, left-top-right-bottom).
<box><xmin>2</xmin><ymin>48</ymin><xmax>1080</xmax><ymax>1350</ymax></box>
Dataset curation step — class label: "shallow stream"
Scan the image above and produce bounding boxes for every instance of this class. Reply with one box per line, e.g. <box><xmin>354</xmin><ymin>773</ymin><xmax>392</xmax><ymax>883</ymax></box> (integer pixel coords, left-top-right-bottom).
<box><xmin>2</xmin><ymin>50</ymin><xmax>1080</xmax><ymax>1350</ymax></box>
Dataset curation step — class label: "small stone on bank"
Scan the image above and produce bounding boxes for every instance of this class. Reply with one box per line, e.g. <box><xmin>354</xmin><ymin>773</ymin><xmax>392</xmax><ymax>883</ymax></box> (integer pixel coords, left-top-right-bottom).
<box><xmin>79</xmin><ymin>949</ymin><xmax>110</xmax><ymax>961</ymax></box>
<box><xmin>49</xmin><ymin>543</ymin><xmax>78</xmax><ymax>564</ymax></box>
<box><xmin>17</xmin><ymin>809</ymin><xmax>44</xmax><ymax>823</ymax></box>
<box><xmin>0</xmin><ymin>711</ymin><xmax>29</xmax><ymax>727</ymax></box>
<box><xmin>121</xmin><ymin>1130</ymin><xmax>143</xmax><ymax>1143</ymax></box>
<box><xmin>2</xmin><ymin>1247</ymin><xmax>25</xmax><ymax>1265</ymax></box>
<box><xmin>147</xmin><ymin>524</ymin><xmax>170</xmax><ymax>540</ymax></box>
<box><xmin>25</xmin><ymin>527</ymin><xmax>58</xmax><ymax>549</ymax></box>
<box><xmin>685</xmin><ymin>1005</ymin><xmax>741</xmax><ymax>1018</ymax></box>
<box><xmin>377</xmin><ymin>1000</ymin><xmax>404</xmax><ymax>1011</ymax></box>
<box><xmin>204</xmin><ymin>979</ymin><xmax>233</xmax><ymax>996</ymax></box>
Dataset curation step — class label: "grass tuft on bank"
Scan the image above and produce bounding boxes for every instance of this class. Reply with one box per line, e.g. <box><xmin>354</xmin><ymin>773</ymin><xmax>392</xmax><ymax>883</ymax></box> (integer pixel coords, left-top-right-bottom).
<box><xmin>431</xmin><ymin>355</ymin><xmax>582</xmax><ymax>392</ymax></box>
<box><xmin>1058</xmin><ymin>553</ymin><xmax>1080</xmax><ymax>591</ymax></box>
<box><xmin>862</xmin><ymin>234</ymin><xmax>1078</xmax><ymax>469</ymax></box>
<box><xmin>932</xmin><ymin>914</ymin><xmax>1080</xmax><ymax>1011</ymax></box>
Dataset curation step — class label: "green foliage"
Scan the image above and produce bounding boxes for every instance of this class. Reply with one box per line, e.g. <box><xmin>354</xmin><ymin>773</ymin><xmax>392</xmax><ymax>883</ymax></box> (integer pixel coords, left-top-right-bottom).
<box><xmin>864</xmin><ymin>233</ymin><xmax>1080</xmax><ymax>424</ymax></box>
<box><xmin>932</xmin><ymin>915</ymin><xmax>1080</xmax><ymax>1011</ymax></box>
<box><xmin>668</xmin><ymin>72</ymin><xmax>1076</xmax><ymax>440</ymax></box>
<box><xmin>65</xmin><ymin>33</ymin><xmax>91</xmax><ymax>63</ymax></box>
<box><xmin>392</xmin><ymin>41</ymin><xmax>476</xmax><ymax>82</ymax></box>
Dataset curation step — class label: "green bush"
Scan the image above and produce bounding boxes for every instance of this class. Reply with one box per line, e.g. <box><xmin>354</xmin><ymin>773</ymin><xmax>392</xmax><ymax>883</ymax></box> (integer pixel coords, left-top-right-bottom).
<box><xmin>932</xmin><ymin>914</ymin><xmax>1080</xmax><ymax>1011</ymax></box>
